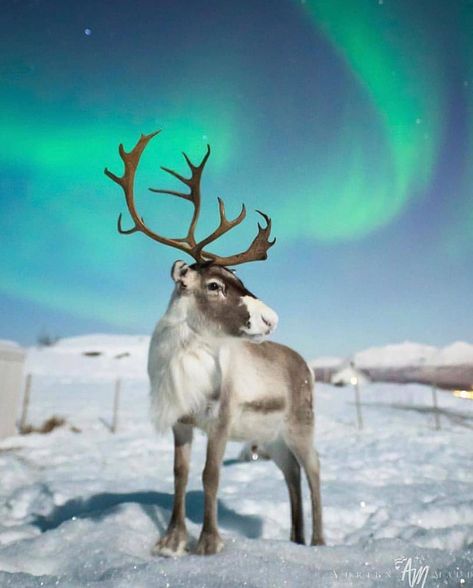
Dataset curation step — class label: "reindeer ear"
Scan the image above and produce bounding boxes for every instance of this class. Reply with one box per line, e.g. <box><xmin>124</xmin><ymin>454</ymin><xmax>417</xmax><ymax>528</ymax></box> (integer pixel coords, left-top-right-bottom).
<box><xmin>171</xmin><ymin>260</ymin><xmax>189</xmax><ymax>282</ymax></box>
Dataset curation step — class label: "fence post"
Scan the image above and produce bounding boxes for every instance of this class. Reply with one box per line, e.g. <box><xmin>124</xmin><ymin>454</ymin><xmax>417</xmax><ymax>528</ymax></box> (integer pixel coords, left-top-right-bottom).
<box><xmin>431</xmin><ymin>385</ymin><xmax>441</xmax><ymax>430</ymax></box>
<box><xmin>353</xmin><ymin>379</ymin><xmax>364</xmax><ymax>430</ymax></box>
<box><xmin>19</xmin><ymin>373</ymin><xmax>32</xmax><ymax>433</ymax></box>
<box><xmin>111</xmin><ymin>378</ymin><xmax>121</xmax><ymax>433</ymax></box>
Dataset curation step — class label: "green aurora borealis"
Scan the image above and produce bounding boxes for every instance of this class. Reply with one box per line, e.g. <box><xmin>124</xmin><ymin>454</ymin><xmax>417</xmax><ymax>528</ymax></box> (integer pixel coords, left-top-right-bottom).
<box><xmin>1</xmin><ymin>0</ymin><xmax>472</xmax><ymax>354</ymax></box>
<box><xmin>295</xmin><ymin>0</ymin><xmax>443</xmax><ymax>240</ymax></box>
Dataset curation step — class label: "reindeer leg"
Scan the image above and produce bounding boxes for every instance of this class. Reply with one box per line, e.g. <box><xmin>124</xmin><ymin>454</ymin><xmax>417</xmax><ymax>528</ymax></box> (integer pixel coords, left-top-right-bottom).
<box><xmin>266</xmin><ymin>439</ymin><xmax>305</xmax><ymax>544</ymax></box>
<box><xmin>304</xmin><ymin>446</ymin><xmax>325</xmax><ymax>546</ymax></box>
<box><xmin>195</xmin><ymin>423</ymin><xmax>229</xmax><ymax>555</ymax></box>
<box><xmin>287</xmin><ymin>434</ymin><xmax>325</xmax><ymax>546</ymax></box>
<box><xmin>153</xmin><ymin>422</ymin><xmax>193</xmax><ymax>556</ymax></box>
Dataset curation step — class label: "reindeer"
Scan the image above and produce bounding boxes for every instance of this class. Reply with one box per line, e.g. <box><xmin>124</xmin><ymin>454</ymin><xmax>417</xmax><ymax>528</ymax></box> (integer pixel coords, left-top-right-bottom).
<box><xmin>105</xmin><ymin>131</ymin><xmax>324</xmax><ymax>556</ymax></box>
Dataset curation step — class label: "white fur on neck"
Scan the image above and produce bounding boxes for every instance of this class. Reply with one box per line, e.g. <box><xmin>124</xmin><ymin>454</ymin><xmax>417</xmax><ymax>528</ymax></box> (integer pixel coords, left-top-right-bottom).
<box><xmin>148</xmin><ymin>295</ymin><xmax>219</xmax><ymax>433</ymax></box>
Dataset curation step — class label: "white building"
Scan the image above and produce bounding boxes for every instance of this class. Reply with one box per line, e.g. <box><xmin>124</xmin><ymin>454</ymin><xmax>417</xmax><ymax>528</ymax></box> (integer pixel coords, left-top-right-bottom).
<box><xmin>331</xmin><ymin>362</ymin><xmax>369</xmax><ymax>387</ymax></box>
<box><xmin>0</xmin><ymin>341</ymin><xmax>26</xmax><ymax>438</ymax></box>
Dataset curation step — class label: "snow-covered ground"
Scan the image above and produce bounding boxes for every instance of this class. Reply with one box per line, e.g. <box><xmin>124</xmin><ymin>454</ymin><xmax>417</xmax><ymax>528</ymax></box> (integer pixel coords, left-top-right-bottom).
<box><xmin>1</xmin><ymin>336</ymin><xmax>472</xmax><ymax>587</ymax></box>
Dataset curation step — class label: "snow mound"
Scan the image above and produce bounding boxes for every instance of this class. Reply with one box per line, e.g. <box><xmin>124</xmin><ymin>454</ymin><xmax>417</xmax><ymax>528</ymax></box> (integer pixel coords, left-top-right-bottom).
<box><xmin>431</xmin><ymin>341</ymin><xmax>473</xmax><ymax>366</ymax></box>
<box><xmin>312</xmin><ymin>341</ymin><xmax>473</xmax><ymax>371</ymax></box>
<box><xmin>54</xmin><ymin>334</ymin><xmax>150</xmax><ymax>353</ymax></box>
<box><xmin>354</xmin><ymin>342</ymin><xmax>438</xmax><ymax>369</ymax></box>
<box><xmin>25</xmin><ymin>334</ymin><xmax>150</xmax><ymax>380</ymax></box>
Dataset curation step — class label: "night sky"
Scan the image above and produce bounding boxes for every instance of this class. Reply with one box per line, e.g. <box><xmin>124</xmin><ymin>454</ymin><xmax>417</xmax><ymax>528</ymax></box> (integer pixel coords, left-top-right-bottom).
<box><xmin>1</xmin><ymin>0</ymin><xmax>472</xmax><ymax>358</ymax></box>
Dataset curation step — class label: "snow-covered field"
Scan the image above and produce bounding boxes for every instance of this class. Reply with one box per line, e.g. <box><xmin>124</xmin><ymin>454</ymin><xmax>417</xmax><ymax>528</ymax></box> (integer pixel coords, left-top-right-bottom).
<box><xmin>1</xmin><ymin>336</ymin><xmax>472</xmax><ymax>587</ymax></box>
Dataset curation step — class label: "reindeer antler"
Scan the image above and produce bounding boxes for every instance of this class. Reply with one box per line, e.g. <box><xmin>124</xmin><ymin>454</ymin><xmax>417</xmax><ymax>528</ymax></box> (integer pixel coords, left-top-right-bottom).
<box><xmin>104</xmin><ymin>131</ymin><xmax>275</xmax><ymax>265</ymax></box>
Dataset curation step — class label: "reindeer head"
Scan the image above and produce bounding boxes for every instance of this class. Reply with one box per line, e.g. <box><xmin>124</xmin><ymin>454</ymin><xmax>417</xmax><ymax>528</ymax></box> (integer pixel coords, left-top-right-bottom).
<box><xmin>170</xmin><ymin>260</ymin><xmax>278</xmax><ymax>340</ymax></box>
<box><xmin>105</xmin><ymin>131</ymin><xmax>278</xmax><ymax>341</ymax></box>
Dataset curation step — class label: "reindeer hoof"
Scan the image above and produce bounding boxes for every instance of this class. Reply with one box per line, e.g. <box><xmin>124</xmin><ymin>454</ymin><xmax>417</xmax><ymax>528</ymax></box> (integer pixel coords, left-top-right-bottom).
<box><xmin>195</xmin><ymin>531</ymin><xmax>224</xmax><ymax>556</ymax></box>
<box><xmin>152</xmin><ymin>527</ymin><xmax>188</xmax><ymax>557</ymax></box>
<box><xmin>311</xmin><ymin>537</ymin><xmax>326</xmax><ymax>546</ymax></box>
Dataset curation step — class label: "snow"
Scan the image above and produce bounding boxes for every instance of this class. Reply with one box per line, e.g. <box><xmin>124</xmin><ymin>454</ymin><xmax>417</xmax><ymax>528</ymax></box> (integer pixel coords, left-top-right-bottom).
<box><xmin>354</xmin><ymin>342</ymin><xmax>439</xmax><ymax>368</ymax></box>
<box><xmin>53</xmin><ymin>334</ymin><xmax>150</xmax><ymax>352</ymax></box>
<box><xmin>1</xmin><ymin>335</ymin><xmax>472</xmax><ymax>586</ymax></box>
<box><xmin>309</xmin><ymin>356</ymin><xmax>343</xmax><ymax>369</ymax></box>
<box><xmin>312</xmin><ymin>341</ymin><xmax>473</xmax><ymax>371</ymax></box>
<box><xmin>25</xmin><ymin>335</ymin><xmax>149</xmax><ymax>380</ymax></box>
<box><xmin>353</xmin><ymin>341</ymin><xmax>473</xmax><ymax>369</ymax></box>
<box><xmin>433</xmin><ymin>342</ymin><xmax>473</xmax><ymax>366</ymax></box>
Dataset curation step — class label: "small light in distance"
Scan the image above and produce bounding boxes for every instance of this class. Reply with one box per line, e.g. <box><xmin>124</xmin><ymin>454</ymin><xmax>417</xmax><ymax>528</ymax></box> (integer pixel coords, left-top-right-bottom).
<box><xmin>453</xmin><ymin>390</ymin><xmax>473</xmax><ymax>400</ymax></box>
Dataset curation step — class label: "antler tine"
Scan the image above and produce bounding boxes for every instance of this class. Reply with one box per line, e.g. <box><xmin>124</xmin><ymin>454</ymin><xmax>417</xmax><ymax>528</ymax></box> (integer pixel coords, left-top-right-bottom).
<box><xmin>194</xmin><ymin>197</ymin><xmax>246</xmax><ymax>259</ymax></box>
<box><xmin>202</xmin><ymin>210</ymin><xmax>276</xmax><ymax>266</ymax></box>
<box><xmin>182</xmin><ymin>151</ymin><xmax>198</xmax><ymax>171</ymax></box>
<box><xmin>155</xmin><ymin>145</ymin><xmax>210</xmax><ymax>187</ymax></box>
<box><xmin>159</xmin><ymin>165</ymin><xmax>191</xmax><ymax>186</ymax></box>
<box><xmin>188</xmin><ymin>144</ymin><xmax>211</xmax><ymax>173</ymax></box>
<box><xmin>117</xmin><ymin>213</ymin><xmax>136</xmax><ymax>234</ymax></box>
<box><xmin>148</xmin><ymin>187</ymin><xmax>191</xmax><ymax>200</ymax></box>
<box><xmin>256</xmin><ymin>210</ymin><xmax>274</xmax><ymax>239</ymax></box>
<box><xmin>147</xmin><ymin>145</ymin><xmax>211</xmax><ymax>247</ymax></box>
<box><xmin>117</xmin><ymin>212</ymin><xmax>146</xmax><ymax>235</ymax></box>
<box><xmin>186</xmin><ymin>145</ymin><xmax>211</xmax><ymax>244</ymax></box>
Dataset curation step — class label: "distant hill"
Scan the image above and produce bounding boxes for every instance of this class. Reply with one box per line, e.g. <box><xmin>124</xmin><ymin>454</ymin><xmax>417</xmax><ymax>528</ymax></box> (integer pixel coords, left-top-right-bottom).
<box><xmin>26</xmin><ymin>334</ymin><xmax>150</xmax><ymax>380</ymax></box>
<box><xmin>310</xmin><ymin>341</ymin><xmax>473</xmax><ymax>390</ymax></box>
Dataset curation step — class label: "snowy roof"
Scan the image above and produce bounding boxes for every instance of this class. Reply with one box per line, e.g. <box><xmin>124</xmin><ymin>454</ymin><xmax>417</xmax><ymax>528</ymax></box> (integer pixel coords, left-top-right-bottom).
<box><xmin>331</xmin><ymin>364</ymin><xmax>369</xmax><ymax>386</ymax></box>
<box><xmin>0</xmin><ymin>340</ymin><xmax>25</xmax><ymax>362</ymax></box>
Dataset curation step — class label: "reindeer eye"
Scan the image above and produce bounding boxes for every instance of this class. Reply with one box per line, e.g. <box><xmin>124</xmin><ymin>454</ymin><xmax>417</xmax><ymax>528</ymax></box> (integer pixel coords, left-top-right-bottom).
<box><xmin>207</xmin><ymin>281</ymin><xmax>221</xmax><ymax>292</ymax></box>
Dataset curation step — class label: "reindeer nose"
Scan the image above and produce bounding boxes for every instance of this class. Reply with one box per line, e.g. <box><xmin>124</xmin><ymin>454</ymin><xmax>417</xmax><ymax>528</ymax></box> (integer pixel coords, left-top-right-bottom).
<box><xmin>262</xmin><ymin>316</ymin><xmax>272</xmax><ymax>328</ymax></box>
<box><xmin>261</xmin><ymin>313</ymin><xmax>277</xmax><ymax>333</ymax></box>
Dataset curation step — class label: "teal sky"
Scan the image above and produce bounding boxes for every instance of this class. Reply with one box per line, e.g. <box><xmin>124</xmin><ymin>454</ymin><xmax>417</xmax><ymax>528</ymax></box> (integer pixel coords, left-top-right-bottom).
<box><xmin>1</xmin><ymin>0</ymin><xmax>472</xmax><ymax>357</ymax></box>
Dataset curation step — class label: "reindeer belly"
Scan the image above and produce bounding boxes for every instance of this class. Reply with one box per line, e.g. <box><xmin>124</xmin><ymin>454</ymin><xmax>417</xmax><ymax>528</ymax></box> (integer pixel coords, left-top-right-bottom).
<box><xmin>228</xmin><ymin>408</ymin><xmax>286</xmax><ymax>442</ymax></box>
<box><xmin>226</xmin><ymin>358</ymin><xmax>289</xmax><ymax>442</ymax></box>
<box><xmin>190</xmin><ymin>403</ymin><xmax>286</xmax><ymax>442</ymax></box>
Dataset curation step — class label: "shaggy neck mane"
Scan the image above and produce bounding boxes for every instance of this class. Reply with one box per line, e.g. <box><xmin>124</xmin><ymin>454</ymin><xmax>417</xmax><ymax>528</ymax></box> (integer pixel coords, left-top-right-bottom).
<box><xmin>148</xmin><ymin>294</ymin><xmax>221</xmax><ymax>432</ymax></box>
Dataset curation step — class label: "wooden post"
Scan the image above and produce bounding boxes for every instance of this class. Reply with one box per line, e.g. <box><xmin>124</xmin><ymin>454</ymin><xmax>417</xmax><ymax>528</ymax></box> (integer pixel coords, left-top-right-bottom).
<box><xmin>111</xmin><ymin>378</ymin><xmax>121</xmax><ymax>433</ymax></box>
<box><xmin>431</xmin><ymin>385</ymin><xmax>441</xmax><ymax>430</ymax></box>
<box><xmin>354</xmin><ymin>380</ymin><xmax>364</xmax><ymax>430</ymax></box>
<box><xmin>19</xmin><ymin>373</ymin><xmax>32</xmax><ymax>433</ymax></box>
